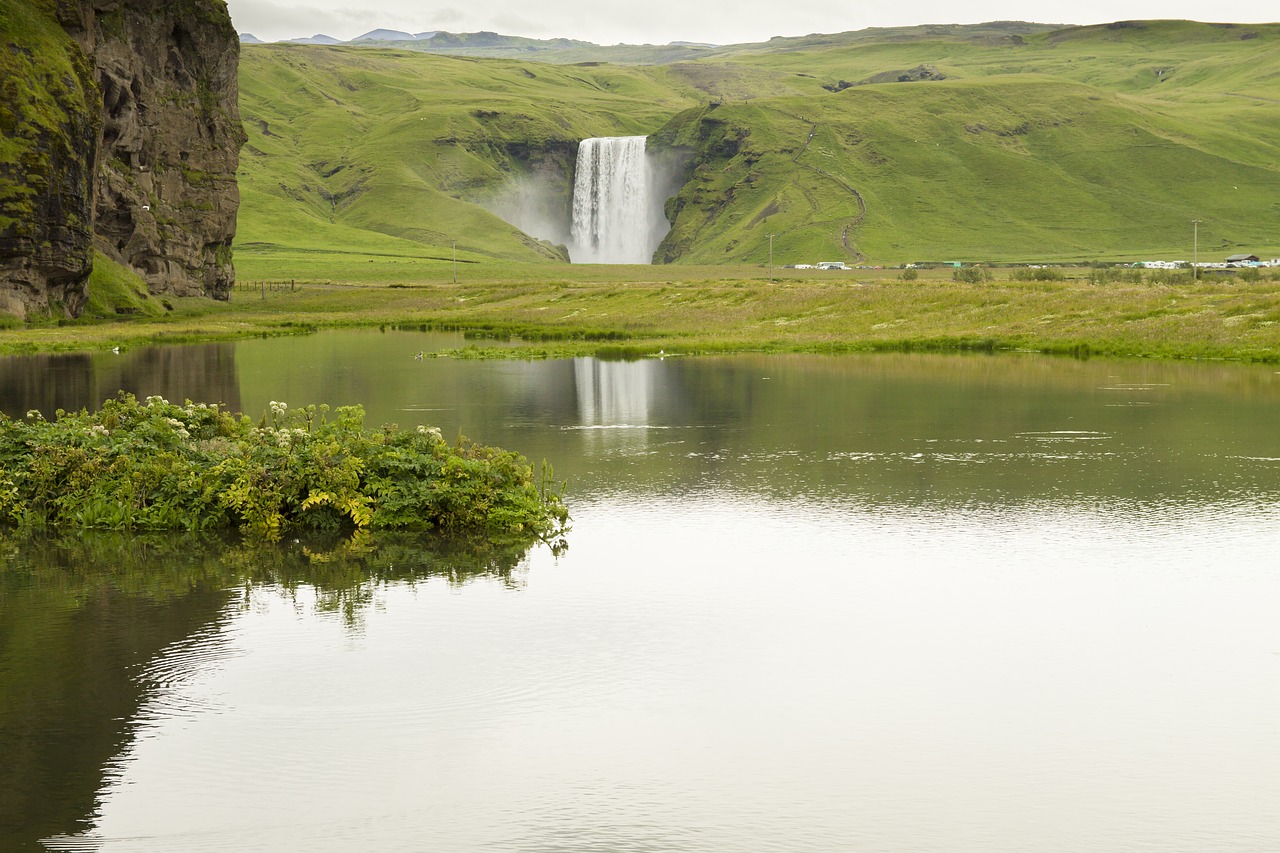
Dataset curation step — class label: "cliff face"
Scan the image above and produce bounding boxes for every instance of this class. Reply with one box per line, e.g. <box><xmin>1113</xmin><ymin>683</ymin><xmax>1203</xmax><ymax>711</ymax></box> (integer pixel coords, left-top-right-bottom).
<box><xmin>91</xmin><ymin>0</ymin><xmax>245</xmax><ymax>301</ymax></box>
<box><xmin>0</xmin><ymin>1</ymin><xmax>101</xmax><ymax>317</ymax></box>
<box><xmin>0</xmin><ymin>0</ymin><xmax>244</xmax><ymax>319</ymax></box>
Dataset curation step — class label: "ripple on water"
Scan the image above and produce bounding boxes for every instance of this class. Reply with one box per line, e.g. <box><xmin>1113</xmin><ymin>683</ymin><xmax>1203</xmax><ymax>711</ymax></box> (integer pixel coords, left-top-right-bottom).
<box><xmin>134</xmin><ymin>624</ymin><xmax>242</xmax><ymax>720</ymax></box>
<box><xmin>1098</xmin><ymin>383</ymin><xmax>1171</xmax><ymax>391</ymax></box>
<box><xmin>1014</xmin><ymin>430</ymin><xmax>1110</xmax><ymax>443</ymax></box>
<box><xmin>561</xmin><ymin>424</ymin><xmax>677</xmax><ymax>430</ymax></box>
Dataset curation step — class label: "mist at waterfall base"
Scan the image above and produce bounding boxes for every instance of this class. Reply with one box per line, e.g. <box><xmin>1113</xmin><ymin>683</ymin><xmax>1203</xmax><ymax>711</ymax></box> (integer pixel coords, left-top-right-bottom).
<box><xmin>485</xmin><ymin>136</ymin><xmax>681</xmax><ymax>265</ymax></box>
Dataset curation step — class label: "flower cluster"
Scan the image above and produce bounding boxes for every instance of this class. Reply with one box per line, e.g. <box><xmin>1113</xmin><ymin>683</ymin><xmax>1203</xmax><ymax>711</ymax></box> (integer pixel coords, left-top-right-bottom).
<box><xmin>163</xmin><ymin>417</ymin><xmax>191</xmax><ymax>440</ymax></box>
<box><xmin>274</xmin><ymin>428</ymin><xmax>308</xmax><ymax>447</ymax></box>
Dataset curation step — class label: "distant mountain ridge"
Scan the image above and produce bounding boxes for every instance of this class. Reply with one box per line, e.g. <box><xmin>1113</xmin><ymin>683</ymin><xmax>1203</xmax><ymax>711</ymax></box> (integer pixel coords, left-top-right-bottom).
<box><xmin>236</xmin><ymin>22</ymin><xmax>1065</xmax><ymax>64</ymax></box>
<box><xmin>240</xmin><ymin>27</ymin><xmax>683</xmax><ymax>46</ymax></box>
<box><xmin>351</xmin><ymin>29</ymin><xmax>440</xmax><ymax>42</ymax></box>
<box><xmin>285</xmin><ymin>34</ymin><xmax>344</xmax><ymax>45</ymax></box>
<box><xmin>238</xmin><ymin>27</ymin><xmax>712</xmax><ymax>58</ymax></box>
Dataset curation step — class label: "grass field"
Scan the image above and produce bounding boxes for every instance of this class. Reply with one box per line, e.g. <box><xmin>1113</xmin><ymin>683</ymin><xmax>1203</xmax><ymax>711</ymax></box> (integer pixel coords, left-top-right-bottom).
<box><xmin>10</xmin><ymin>266</ymin><xmax>1280</xmax><ymax>364</ymax></box>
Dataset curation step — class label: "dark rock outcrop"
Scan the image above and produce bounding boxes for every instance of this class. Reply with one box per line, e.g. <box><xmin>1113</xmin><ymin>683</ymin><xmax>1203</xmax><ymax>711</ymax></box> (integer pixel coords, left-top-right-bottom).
<box><xmin>0</xmin><ymin>0</ymin><xmax>245</xmax><ymax>319</ymax></box>
<box><xmin>0</xmin><ymin>1</ymin><xmax>101</xmax><ymax>317</ymax></box>
<box><xmin>859</xmin><ymin>64</ymin><xmax>947</xmax><ymax>86</ymax></box>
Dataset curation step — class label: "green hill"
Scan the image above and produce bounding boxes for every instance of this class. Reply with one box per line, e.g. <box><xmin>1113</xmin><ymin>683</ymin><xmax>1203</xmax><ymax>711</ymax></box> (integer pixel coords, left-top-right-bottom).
<box><xmin>236</xmin><ymin>46</ymin><xmax>703</xmax><ymax>275</ymax></box>
<box><xmin>235</xmin><ymin>21</ymin><xmax>1280</xmax><ymax>276</ymax></box>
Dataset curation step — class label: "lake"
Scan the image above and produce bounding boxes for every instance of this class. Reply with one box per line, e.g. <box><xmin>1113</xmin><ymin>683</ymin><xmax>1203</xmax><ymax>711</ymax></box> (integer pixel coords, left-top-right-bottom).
<box><xmin>2</xmin><ymin>331</ymin><xmax>1279</xmax><ymax>851</ymax></box>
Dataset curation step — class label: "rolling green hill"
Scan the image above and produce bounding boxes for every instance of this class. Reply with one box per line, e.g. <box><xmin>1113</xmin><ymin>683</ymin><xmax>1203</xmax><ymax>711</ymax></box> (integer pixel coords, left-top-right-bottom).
<box><xmin>236</xmin><ymin>46</ymin><xmax>703</xmax><ymax>274</ymax></box>
<box><xmin>235</xmin><ymin>21</ymin><xmax>1280</xmax><ymax>277</ymax></box>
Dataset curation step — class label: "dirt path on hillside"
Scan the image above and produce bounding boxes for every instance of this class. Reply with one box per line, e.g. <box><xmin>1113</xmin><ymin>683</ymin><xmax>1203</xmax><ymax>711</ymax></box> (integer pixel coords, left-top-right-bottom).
<box><xmin>772</xmin><ymin>110</ymin><xmax>868</xmax><ymax>263</ymax></box>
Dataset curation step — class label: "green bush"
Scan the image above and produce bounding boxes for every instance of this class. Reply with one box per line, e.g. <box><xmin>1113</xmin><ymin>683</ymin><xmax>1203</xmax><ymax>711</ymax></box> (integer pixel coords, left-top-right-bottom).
<box><xmin>0</xmin><ymin>394</ymin><xmax>568</xmax><ymax>543</ymax></box>
<box><xmin>1086</xmin><ymin>266</ymin><xmax>1144</xmax><ymax>285</ymax></box>
<box><xmin>1012</xmin><ymin>266</ymin><xmax>1063</xmax><ymax>282</ymax></box>
<box><xmin>1146</xmin><ymin>269</ymin><xmax>1191</xmax><ymax>285</ymax></box>
<box><xmin>952</xmin><ymin>267</ymin><xmax>992</xmax><ymax>283</ymax></box>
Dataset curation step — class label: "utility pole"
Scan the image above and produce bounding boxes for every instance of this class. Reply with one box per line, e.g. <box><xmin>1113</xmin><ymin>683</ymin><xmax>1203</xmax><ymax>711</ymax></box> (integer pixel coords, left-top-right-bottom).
<box><xmin>768</xmin><ymin>234</ymin><xmax>776</xmax><ymax>282</ymax></box>
<box><xmin>1191</xmin><ymin>219</ymin><xmax>1200</xmax><ymax>281</ymax></box>
<box><xmin>452</xmin><ymin>239</ymin><xmax>457</xmax><ymax>284</ymax></box>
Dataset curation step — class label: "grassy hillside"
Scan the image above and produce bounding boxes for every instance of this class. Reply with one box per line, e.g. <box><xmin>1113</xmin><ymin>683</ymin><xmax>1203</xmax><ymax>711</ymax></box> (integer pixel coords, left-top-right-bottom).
<box><xmin>657</xmin><ymin>76</ymin><xmax>1280</xmax><ymax>264</ymax></box>
<box><xmin>236</xmin><ymin>46</ymin><xmax>703</xmax><ymax>276</ymax></box>
<box><xmin>235</xmin><ymin>21</ymin><xmax>1280</xmax><ymax>275</ymax></box>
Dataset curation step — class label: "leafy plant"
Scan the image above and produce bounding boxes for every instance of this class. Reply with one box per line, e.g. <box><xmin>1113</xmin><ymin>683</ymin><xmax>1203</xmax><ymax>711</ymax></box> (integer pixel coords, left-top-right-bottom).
<box><xmin>0</xmin><ymin>394</ymin><xmax>569</xmax><ymax>545</ymax></box>
<box><xmin>952</xmin><ymin>267</ymin><xmax>992</xmax><ymax>283</ymax></box>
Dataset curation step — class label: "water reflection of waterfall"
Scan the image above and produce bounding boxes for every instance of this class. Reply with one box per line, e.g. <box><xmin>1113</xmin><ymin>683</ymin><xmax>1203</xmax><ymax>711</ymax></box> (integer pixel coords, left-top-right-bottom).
<box><xmin>573</xmin><ymin>358</ymin><xmax>656</xmax><ymax>445</ymax></box>
<box><xmin>569</xmin><ymin>136</ymin><xmax>668</xmax><ymax>264</ymax></box>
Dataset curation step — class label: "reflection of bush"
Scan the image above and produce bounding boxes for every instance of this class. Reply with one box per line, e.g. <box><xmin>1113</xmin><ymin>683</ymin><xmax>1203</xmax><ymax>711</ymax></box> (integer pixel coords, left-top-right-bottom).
<box><xmin>0</xmin><ymin>394</ymin><xmax>569</xmax><ymax>544</ymax></box>
<box><xmin>233</xmin><ymin>529</ymin><xmax>545</xmax><ymax>588</ymax></box>
<box><xmin>2</xmin><ymin>527</ymin><xmax>551</xmax><ymax>605</ymax></box>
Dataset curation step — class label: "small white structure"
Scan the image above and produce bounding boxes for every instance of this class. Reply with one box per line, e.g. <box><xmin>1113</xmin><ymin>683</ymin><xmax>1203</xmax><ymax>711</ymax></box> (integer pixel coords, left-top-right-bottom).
<box><xmin>817</xmin><ymin>261</ymin><xmax>849</xmax><ymax>270</ymax></box>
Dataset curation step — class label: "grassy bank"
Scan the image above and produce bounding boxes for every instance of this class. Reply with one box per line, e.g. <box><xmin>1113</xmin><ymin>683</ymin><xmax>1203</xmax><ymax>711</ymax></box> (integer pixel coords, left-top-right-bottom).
<box><xmin>3</xmin><ymin>267</ymin><xmax>1279</xmax><ymax>362</ymax></box>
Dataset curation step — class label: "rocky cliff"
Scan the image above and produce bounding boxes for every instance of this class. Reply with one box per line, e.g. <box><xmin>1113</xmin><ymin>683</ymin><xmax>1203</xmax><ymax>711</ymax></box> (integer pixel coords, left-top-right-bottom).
<box><xmin>0</xmin><ymin>0</ymin><xmax>244</xmax><ymax>319</ymax></box>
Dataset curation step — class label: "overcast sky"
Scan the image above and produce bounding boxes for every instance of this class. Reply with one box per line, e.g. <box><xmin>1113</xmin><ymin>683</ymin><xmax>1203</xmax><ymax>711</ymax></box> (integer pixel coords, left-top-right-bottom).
<box><xmin>225</xmin><ymin>0</ymin><xmax>1278</xmax><ymax>46</ymax></box>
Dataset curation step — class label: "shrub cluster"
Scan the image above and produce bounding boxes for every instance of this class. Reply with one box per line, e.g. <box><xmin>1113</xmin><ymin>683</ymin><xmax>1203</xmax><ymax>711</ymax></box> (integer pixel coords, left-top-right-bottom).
<box><xmin>1010</xmin><ymin>267</ymin><xmax>1064</xmax><ymax>282</ymax></box>
<box><xmin>0</xmin><ymin>394</ymin><xmax>568</xmax><ymax>542</ymax></box>
<box><xmin>1086</xmin><ymin>267</ymin><xmax>1145</xmax><ymax>285</ymax></box>
<box><xmin>952</xmin><ymin>267</ymin><xmax>993</xmax><ymax>283</ymax></box>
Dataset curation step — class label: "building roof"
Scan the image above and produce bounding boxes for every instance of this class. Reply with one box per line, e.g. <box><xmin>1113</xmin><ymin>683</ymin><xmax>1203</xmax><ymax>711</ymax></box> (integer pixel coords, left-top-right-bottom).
<box><xmin>1226</xmin><ymin>253</ymin><xmax>1260</xmax><ymax>262</ymax></box>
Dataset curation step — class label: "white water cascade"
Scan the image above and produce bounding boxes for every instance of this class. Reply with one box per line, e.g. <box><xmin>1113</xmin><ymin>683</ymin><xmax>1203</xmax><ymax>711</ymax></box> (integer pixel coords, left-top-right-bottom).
<box><xmin>569</xmin><ymin>136</ymin><xmax>666</xmax><ymax>264</ymax></box>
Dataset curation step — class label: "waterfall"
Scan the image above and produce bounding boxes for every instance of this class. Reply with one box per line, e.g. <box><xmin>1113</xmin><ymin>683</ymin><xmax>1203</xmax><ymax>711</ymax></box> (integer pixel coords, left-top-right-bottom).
<box><xmin>569</xmin><ymin>136</ymin><xmax>664</xmax><ymax>264</ymax></box>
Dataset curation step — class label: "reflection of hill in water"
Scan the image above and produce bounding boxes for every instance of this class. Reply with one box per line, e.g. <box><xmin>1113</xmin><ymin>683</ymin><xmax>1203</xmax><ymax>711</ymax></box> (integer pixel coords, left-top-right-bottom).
<box><xmin>0</xmin><ymin>530</ymin><xmax>544</xmax><ymax>849</ymax></box>
<box><xmin>543</xmin><ymin>353</ymin><xmax>1280</xmax><ymax>506</ymax></box>
<box><xmin>223</xmin><ymin>332</ymin><xmax>1280</xmax><ymax>506</ymax></box>
<box><xmin>0</xmin><ymin>343</ymin><xmax>241</xmax><ymax>418</ymax></box>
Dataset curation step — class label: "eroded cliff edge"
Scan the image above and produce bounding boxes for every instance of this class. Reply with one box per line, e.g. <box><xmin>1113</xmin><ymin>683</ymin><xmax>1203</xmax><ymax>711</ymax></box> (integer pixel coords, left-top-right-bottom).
<box><xmin>0</xmin><ymin>0</ymin><xmax>245</xmax><ymax>318</ymax></box>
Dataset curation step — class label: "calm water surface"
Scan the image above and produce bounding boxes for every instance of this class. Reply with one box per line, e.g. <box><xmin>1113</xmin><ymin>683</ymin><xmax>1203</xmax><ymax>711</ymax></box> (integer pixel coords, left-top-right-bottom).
<box><xmin>2</xmin><ymin>331</ymin><xmax>1279</xmax><ymax>851</ymax></box>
